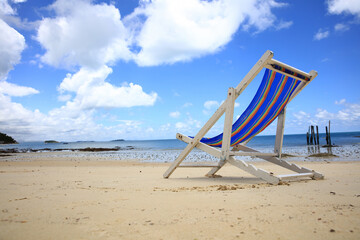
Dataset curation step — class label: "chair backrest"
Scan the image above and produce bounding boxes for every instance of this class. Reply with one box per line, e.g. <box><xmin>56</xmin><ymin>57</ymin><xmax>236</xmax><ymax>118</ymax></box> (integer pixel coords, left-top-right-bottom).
<box><xmin>200</xmin><ymin>68</ymin><xmax>305</xmax><ymax>147</ymax></box>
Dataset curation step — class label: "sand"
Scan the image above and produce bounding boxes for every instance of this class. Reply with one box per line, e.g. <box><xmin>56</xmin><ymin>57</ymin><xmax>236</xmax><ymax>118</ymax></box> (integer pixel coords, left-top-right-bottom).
<box><xmin>0</xmin><ymin>154</ymin><xmax>359</xmax><ymax>240</ymax></box>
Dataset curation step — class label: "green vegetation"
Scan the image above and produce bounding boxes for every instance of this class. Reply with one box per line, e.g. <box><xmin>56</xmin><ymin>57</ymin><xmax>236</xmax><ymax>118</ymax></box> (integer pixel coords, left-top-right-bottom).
<box><xmin>0</xmin><ymin>132</ymin><xmax>18</xmax><ymax>144</ymax></box>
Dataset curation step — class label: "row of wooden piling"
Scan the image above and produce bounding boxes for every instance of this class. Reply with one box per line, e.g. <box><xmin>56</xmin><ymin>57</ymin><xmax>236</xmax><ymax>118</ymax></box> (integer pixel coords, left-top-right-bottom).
<box><xmin>307</xmin><ymin>125</ymin><xmax>319</xmax><ymax>145</ymax></box>
<box><xmin>306</xmin><ymin>121</ymin><xmax>332</xmax><ymax>146</ymax></box>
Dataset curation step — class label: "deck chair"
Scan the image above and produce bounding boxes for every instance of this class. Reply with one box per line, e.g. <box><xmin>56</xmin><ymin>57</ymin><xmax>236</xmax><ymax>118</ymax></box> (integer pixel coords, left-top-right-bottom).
<box><xmin>163</xmin><ymin>50</ymin><xmax>324</xmax><ymax>185</ymax></box>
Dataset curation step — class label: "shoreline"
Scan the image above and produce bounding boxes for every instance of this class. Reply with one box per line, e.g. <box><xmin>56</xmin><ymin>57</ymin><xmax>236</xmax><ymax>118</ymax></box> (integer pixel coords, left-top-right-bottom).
<box><xmin>1</xmin><ymin>144</ymin><xmax>360</xmax><ymax>164</ymax></box>
<box><xmin>0</xmin><ymin>154</ymin><xmax>360</xmax><ymax>239</ymax></box>
<box><xmin>0</xmin><ymin>146</ymin><xmax>136</xmax><ymax>153</ymax></box>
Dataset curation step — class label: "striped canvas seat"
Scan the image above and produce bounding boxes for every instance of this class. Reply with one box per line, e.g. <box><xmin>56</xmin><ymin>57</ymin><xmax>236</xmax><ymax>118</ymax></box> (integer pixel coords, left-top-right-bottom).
<box><xmin>200</xmin><ymin>69</ymin><xmax>304</xmax><ymax>147</ymax></box>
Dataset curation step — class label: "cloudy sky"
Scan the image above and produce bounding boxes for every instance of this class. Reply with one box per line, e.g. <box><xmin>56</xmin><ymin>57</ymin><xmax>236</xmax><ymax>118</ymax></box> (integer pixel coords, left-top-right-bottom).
<box><xmin>0</xmin><ymin>0</ymin><xmax>359</xmax><ymax>142</ymax></box>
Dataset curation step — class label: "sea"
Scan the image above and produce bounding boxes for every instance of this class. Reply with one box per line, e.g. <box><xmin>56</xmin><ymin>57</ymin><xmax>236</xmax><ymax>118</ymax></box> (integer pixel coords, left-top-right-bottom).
<box><xmin>1</xmin><ymin>132</ymin><xmax>360</xmax><ymax>162</ymax></box>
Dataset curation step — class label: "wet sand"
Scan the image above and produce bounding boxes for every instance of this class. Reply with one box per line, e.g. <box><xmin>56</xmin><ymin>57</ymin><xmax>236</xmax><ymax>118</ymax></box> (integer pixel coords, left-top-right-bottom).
<box><xmin>0</xmin><ymin>154</ymin><xmax>359</xmax><ymax>239</ymax></box>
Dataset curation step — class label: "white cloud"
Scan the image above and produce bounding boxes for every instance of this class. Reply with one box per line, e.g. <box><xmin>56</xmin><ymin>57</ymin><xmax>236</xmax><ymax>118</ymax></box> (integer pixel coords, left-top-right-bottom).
<box><xmin>36</xmin><ymin>0</ymin><xmax>158</xmax><ymax>111</ymax></box>
<box><xmin>175</xmin><ymin>114</ymin><xmax>202</xmax><ymax>134</ymax></box>
<box><xmin>169</xmin><ymin>111</ymin><xmax>180</xmax><ymax>118</ymax></box>
<box><xmin>321</xmin><ymin>58</ymin><xmax>330</xmax><ymax>62</ymax></box>
<box><xmin>0</xmin><ymin>0</ymin><xmax>161</xmax><ymax>142</ymax></box>
<box><xmin>335</xmin><ymin>98</ymin><xmax>346</xmax><ymax>105</ymax></box>
<box><xmin>275</xmin><ymin>20</ymin><xmax>293</xmax><ymax>30</ymax></box>
<box><xmin>159</xmin><ymin>123</ymin><xmax>171</xmax><ymax>132</ymax></box>
<box><xmin>203</xmin><ymin>100</ymin><xmax>238</xmax><ymax>115</ymax></box>
<box><xmin>37</xmin><ymin>0</ymin><xmax>132</xmax><ymax>69</ymax></box>
<box><xmin>128</xmin><ymin>0</ymin><xmax>289</xmax><ymax>66</ymax></box>
<box><xmin>146</xmin><ymin>127</ymin><xmax>154</xmax><ymax>133</ymax></box>
<box><xmin>175</xmin><ymin>122</ymin><xmax>187</xmax><ymax>130</ymax></box>
<box><xmin>59</xmin><ymin>65</ymin><xmax>112</xmax><ymax>93</ymax></box>
<box><xmin>240</xmin><ymin>0</ymin><xmax>287</xmax><ymax>32</ymax></box>
<box><xmin>314</xmin><ymin>29</ymin><xmax>330</xmax><ymax>40</ymax></box>
<box><xmin>286</xmin><ymin>99</ymin><xmax>360</xmax><ymax>133</ymax></box>
<box><xmin>0</xmin><ymin>0</ymin><xmax>33</xmax><ymax>30</ymax></box>
<box><xmin>315</xmin><ymin>109</ymin><xmax>335</xmax><ymax>120</ymax></box>
<box><xmin>182</xmin><ymin>102</ymin><xmax>193</xmax><ymax>108</ymax></box>
<box><xmin>293</xmin><ymin>110</ymin><xmax>311</xmax><ymax>121</ymax></box>
<box><xmin>59</xmin><ymin>66</ymin><xmax>158</xmax><ymax>109</ymax></box>
<box><xmin>0</xmin><ymin>0</ymin><xmax>14</xmax><ymax>15</ymax></box>
<box><xmin>313</xmin><ymin>101</ymin><xmax>360</xmax><ymax>124</ymax></box>
<box><xmin>204</xmin><ymin>100</ymin><xmax>220</xmax><ymax>110</ymax></box>
<box><xmin>202</xmin><ymin>100</ymin><xmax>239</xmax><ymax>110</ymax></box>
<box><xmin>0</xmin><ymin>92</ymin><xmax>79</xmax><ymax>142</ymax></box>
<box><xmin>0</xmin><ymin>19</ymin><xmax>25</xmax><ymax>80</ymax></box>
<box><xmin>0</xmin><ymin>88</ymin><xmax>158</xmax><ymax>141</ymax></box>
<box><xmin>289</xmin><ymin>99</ymin><xmax>360</xmax><ymax>128</ymax></box>
<box><xmin>57</xmin><ymin>93</ymin><xmax>72</xmax><ymax>102</ymax></box>
<box><xmin>0</xmin><ymin>94</ymin><xmax>45</xmax><ymax>138</ymax></box>
<box><xmin>203</xmin><ymin>100</ymin><xmax>220</xmax><ymax>115</ymax></box>
<box><xmin>334</xmin><ymin>23</ymin><xmax>350</xmax><ymax>31</ymax></box>
<box><xmin>0</xmin><ymin>81</ymin><xmax>39</xmax><ymax>96</ymax></box>
<box><xmin>328</xmin><ymin>0</ymin><xmax>360</xmax><ymax>17</ymax></box>
<box><xmin>36</xmin><ymin>0</ymin><xmax>291</xmax><ymax>68</ymax></box>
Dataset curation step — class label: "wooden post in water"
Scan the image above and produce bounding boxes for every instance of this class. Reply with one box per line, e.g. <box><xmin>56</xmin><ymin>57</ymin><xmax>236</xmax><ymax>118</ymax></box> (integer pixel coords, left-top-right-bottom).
<box><xmin>311</xmin><ymin>125</ymin><xmax>315</xmax><ymax>145</ymax></box>
<box><xmin>306</xmin><ymin>127</ymin><xmax>310</xmax><ymax>145</ymax></box>
<box><xmin>316</xmin><ymin>125</ymin><xmax>319</xmax><ymax>145</ymax></box>
<box><xmin>328</xmin><ymin>120</ymin><xmax>332</xmax><ymax>146</ymax></box>
<box><xmin>325</xmin><ymin>126</ymin><xmax>329</xmax><ymax>146</ymax></box>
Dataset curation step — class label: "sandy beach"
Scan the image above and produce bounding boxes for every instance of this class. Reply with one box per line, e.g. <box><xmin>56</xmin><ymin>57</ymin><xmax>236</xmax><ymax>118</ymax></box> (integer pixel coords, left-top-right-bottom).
<box><xmin>0</xmin><ymin>153</ymin><xmax>359</xmax><ymax>240</ymax></box>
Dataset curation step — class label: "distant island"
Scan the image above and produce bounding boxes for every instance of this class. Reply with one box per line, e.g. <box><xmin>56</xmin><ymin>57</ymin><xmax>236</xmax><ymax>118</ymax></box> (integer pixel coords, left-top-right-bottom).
<box><xmin>44</xmin><ymin>140</ymin><xmax>59</xmax><ymax>143</ymax></box>
<box><xmin>111</xmin><ymin>139</ymin><xmax>125</xmax><ymax>142</ymax></box>
<box><xmin>0</xmin><ymin>132</ymin><xmax>18</xmax><ymax>144</ymax></box>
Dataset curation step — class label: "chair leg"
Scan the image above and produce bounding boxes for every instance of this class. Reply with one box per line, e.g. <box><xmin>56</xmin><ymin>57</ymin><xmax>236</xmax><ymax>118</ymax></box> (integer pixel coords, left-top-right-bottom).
<box><xmin>205</xmin><ymin>160</ymin><xmax>226</xmax><ymax>177</ymax></box>
<box><xmin>163</xmin><ymin>143</ymin><xmax>194</xmax><ymax>178</ymax></box>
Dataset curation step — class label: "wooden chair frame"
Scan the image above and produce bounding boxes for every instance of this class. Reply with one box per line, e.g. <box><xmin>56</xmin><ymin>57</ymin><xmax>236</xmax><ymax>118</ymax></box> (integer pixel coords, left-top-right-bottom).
<box><xmin>163</xmin><ymin>50</ymin><xmax>324</xmax><ymax>184</ymax></box>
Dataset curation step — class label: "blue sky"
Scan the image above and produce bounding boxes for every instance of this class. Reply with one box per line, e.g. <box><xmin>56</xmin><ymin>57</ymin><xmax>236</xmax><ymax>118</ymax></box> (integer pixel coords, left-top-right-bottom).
<box><xmin>0</xmin><ymin>0</ymin><xmax>359</xmax><ymax>142</ymax></box>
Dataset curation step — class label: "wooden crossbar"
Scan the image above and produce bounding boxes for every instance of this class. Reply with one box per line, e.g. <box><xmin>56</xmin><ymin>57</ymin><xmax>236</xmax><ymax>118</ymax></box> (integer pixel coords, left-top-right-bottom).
<box><xmin>266</xmin><ymin>65</ymin><xmax>309</xmax><ymax>82</ymax></box>
<box><xmin>229</xmin><ymin>152</ymin><xmax>278</xmax><ymax>157</ymax></box>
<box><xmin>176</xmin><ymin>133</ymin><xmax>221</xmax><ymax>158</ymax></box>
<box><xmin>278</xmin><ymin>173</ymin><xmax>315</xmax><ymax>181</ymax></box>
<box><xmin>268</xmin><ymin>59</ymin><xmax>311</xmax><ymax>80</ymax></box>
<box><xmin>178</xmin><ymin>164</ymin><xmax>220</xmax><ymax>168</ymax></box>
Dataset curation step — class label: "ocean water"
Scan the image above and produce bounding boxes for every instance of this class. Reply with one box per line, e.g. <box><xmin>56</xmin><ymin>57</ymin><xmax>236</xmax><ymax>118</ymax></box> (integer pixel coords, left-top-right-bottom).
<box><xmin>1</xmin><ymin>131</ymin><xmax>360</xmax><ymax>162</ymax></box>
<box><xmin>1</xmin><ymin>131</ymin><xmax>359</xmax><ymax>150</ymax></box>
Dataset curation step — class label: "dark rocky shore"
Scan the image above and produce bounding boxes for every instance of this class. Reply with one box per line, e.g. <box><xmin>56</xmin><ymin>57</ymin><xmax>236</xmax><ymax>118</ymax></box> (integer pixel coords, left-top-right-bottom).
<box><xmin>0</xmin><ymin>146</ymin><xmax>135</xmax><ymax>154</ymax></box>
